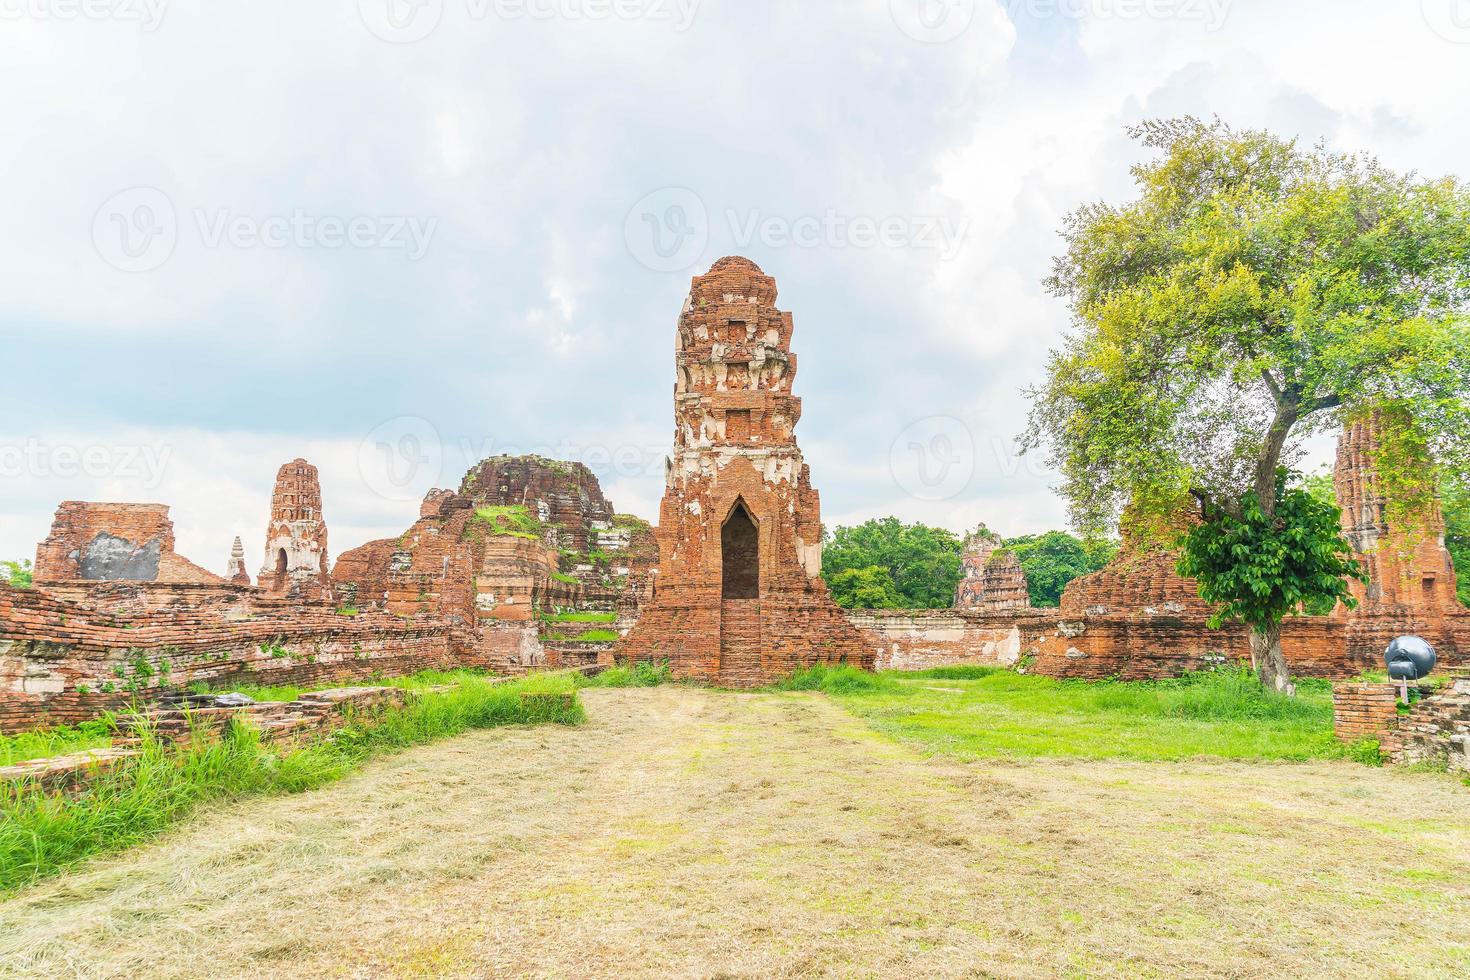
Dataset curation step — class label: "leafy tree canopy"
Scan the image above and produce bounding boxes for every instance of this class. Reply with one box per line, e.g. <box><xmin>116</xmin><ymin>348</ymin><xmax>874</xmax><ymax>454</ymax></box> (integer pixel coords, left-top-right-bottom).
<box><xmin>1178</xmin><ymin>470</ymin><xmax>1364</xmax><ymax>633</ymax></box>
<box><xmin>1</xmin><ymin>559</ymin><xmax>32</xmax><ymax>590</ymax></box>
<box><xmin>1003</xmin><ymin>531</ymin><xmax>1118</xmax><ymax>608</ymax></box>
<box><xmin>1025</xmin><ymin>118</ymin><xmax>1470</xmax><ymax>690</ymax></box>
<box><xmin>1026</xmin><ymin>117</ymin><xmax>1470</xmax><ymax>537</ymax></box>
<box><xmin>822</xmin><ymin>518</ymin><xmax>963</xmax><ymax>609</ymax></box>
<box><xmin>825</xmin><ymin>565</ymin><xmax>906</xmax><ymax>610</ymax></box>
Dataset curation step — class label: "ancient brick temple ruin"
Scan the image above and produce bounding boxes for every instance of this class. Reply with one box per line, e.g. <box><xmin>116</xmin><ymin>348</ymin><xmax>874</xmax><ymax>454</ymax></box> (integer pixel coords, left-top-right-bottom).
<box><xmin>225</xmin><ymin>536</ymin><xmax>251</xmax><ymax>586</ymax></box>
<box><xmin>259</xmin><ymin>459</ymin><xmax>332</xmax><ymax>600</ymax></box>
<box><xmin>4</xmin><ymin>257</ymin><xmax>1468</xmax><ymax>734</ymax></box>
<box><xmin>954</xmin><ymin>526</ymin><xmax>1031</xmax><ymax>612</ymax></box>
<box><xmin>34</xmin><ymin>502</ymin><xmax>227</xmax><ymax>586</ymax></box>
<box><xmin>1334</xmin><ymin>416</ymin><xmax>1463</xmax><ymax>649</ymax></box>
<box><xmin>333</xmin><ymin>455</ymin><xmax>657</xmax><ymax>672</ymax></box>
<box><xmin>616</xmin><ymin>256</ymin><xmax>872</xmax><ymax>686</ymax></box>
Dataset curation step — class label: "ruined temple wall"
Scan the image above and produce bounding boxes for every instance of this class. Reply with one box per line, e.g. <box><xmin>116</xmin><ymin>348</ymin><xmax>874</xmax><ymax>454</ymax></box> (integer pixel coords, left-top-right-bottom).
<box><xmin>460</xmin><ymin>456</ymin><xmax>614</xmax><ymax>554</ymax></box>
<box><xmin>841</xmin><ymin>605</ymin><xmax>1451</xmax><ymax>681</ymax></box>
<box><xmin>34</xmin><ymin>502</ymin><xmax>226</xmax><ymax>586</ymax></box>
<box><xmin>0</xmin><ymin>581</ymin><xmax>455</xmax><ymax>733</ymax></box>
<box><xmin>847</xmin><ymin>609</ymin><xmax>1051</xmax><ymax>671</ymax></box>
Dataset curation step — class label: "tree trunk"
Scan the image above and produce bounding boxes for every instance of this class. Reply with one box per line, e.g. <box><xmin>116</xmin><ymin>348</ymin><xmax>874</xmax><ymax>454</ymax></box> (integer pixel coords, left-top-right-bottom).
<box><xmin>1250</xmin><ymin>621</ymin><xmax>1295</xmax><ymax>696</ymax></box>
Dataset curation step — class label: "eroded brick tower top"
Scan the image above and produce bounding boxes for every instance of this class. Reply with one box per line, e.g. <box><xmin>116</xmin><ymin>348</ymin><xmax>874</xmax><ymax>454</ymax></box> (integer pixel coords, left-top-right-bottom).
<box><xmin>673</xmin><ymin>255</ymin><xmax>801</xmax><ymax>454</ymax></box>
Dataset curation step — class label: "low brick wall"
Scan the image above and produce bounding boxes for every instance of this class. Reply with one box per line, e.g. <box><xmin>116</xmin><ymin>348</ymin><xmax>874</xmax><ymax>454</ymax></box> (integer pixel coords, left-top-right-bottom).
<box><xmin>0</xmin><ymin>582</ymin><xmax>457</xmax><ymax>734</ymax></box>
<box><xmin>1332</xmin><ymin>683</ymin><xmax>1400</xmax><ymax>742</ymax></box>
<box><xmin>846</xmin><ymin>609</ymin><xmax>1051</xmax><ymax>672</ymax></box>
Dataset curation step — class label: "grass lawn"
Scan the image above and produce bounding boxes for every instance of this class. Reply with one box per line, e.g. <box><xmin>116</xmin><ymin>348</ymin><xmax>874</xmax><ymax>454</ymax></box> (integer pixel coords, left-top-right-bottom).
<box><xmin>786</xmin><ymin>665</ymin><xmax>1349</xmax><ymax>762</ymax></box>
<box><xmin>0</xmin><ymin>671</ymin><xmax>583</xmax><ymax>894</ymax></box>
<box><xmin>4</xmin><ymin>685</ymin><xmax>1464</xmax><ymax>978</ymax></box>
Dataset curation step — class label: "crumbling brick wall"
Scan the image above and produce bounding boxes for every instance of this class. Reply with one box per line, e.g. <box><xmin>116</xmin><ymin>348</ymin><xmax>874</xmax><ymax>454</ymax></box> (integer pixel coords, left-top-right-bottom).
<box><xmin>0</xmin><ymin>580</ymin><xmax>456</xmax><ymax>734</ymax></box>
<box><xmin>34</xmin><ymin>502</ymin><xmax>226</xmax><ymax>586</ymax></box>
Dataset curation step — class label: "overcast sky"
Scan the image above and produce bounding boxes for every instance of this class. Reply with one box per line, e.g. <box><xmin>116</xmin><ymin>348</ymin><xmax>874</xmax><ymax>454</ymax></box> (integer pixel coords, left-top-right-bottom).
<box><xmin>3</xmin><ymin>0</ymin><xmax>1468</xmax><ymax>574</ymax></box>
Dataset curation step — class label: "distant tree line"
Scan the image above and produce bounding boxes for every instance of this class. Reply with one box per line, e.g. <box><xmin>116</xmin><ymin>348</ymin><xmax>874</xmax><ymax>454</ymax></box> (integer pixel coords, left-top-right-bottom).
<box><xmin>820</xmin><ymin>517</ymin><xmax>1116</xmax><ymax>610</ymax></box>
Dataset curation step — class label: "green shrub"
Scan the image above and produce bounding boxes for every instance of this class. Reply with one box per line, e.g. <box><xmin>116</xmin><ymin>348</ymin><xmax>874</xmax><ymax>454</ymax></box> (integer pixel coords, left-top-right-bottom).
<box><xmin>1348</xmin><ymin>738</ymin><xmax>1385</xmax><ymax>767</ymax></box>
<box><xmin>0</xmin><ymin>674</ymin><xmax>582</xmax><ymax>893</ymax></box>
<box><xmin>583</xmin><ymin>661</ymin><xmax>672</xmax><ymax>688</ymax></box>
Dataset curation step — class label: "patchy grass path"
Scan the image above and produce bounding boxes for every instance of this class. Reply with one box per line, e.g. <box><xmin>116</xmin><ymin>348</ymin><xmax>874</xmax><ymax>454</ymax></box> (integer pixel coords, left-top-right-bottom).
<box><xmin>1</xmin><ymin>687</ymin><xmax>1467</xmax><ymax>978</ymax></box>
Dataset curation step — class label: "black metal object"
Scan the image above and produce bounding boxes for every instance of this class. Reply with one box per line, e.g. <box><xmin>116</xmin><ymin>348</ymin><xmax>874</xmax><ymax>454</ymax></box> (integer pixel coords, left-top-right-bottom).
<box><xmin>1385</xmin><ymin>635</ymin><xmax>1437</xmax><ymax>682</ymax></box>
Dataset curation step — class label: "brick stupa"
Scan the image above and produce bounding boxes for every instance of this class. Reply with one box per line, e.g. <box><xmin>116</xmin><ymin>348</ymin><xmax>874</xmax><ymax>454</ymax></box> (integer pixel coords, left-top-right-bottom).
<box><xmin>259</xmin><ymin>459</ymin><xmax>332</xmax><ymax>600</ymax></box>
<box><xmin>1334</xmin><ymin>416</ymin><xmax>1461</xmax><ymax>624</ymax></box>
<box><xmin>954</xmin><ymin>526</ymin><xmax>1031</xmax><ymax>611</ymax></box>
<box><xmin>616</xmin><ymin>257</ymin><xmax>872</xmax><ymax>686</ymax></box>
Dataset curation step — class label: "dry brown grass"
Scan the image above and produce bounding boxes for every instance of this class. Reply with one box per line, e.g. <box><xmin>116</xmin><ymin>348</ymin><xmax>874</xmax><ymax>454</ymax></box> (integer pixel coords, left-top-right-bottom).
<box><xmin>1</xmin><ymin>686</ymin><xmax>1467</xmax><ymax>979</ymax></box>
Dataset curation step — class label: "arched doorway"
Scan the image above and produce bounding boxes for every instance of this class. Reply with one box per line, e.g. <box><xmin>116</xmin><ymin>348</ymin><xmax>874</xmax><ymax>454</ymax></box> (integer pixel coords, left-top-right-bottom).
<box><xmin>721</xmin><ymin>500</ymin><xmax>759</xmax><ymax>600</ymax></box>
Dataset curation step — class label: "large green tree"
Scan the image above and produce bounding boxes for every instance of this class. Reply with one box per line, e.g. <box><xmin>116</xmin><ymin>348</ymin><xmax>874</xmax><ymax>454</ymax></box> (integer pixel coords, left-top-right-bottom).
<box><xmin>1025</xmin><ymin>118</ymin><xmax>1470</xmax><ymax>693</ymax></box>
<box><xmin>1004</xmin><ymin>531</ymin><xmax>1117</xmax><ymax>608</ymax></box>
<box><xmin>822</xmin><ymin>518</ymin><xmax>963</xmax><ymax>609</ymax></box>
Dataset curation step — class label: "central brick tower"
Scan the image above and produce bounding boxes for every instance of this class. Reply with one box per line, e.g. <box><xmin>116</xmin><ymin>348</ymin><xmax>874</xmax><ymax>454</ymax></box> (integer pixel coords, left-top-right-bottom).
<box><xmin>617</xmin><ymin>257</ymin><xmax>872</xmax><ymax>686</ymax></box>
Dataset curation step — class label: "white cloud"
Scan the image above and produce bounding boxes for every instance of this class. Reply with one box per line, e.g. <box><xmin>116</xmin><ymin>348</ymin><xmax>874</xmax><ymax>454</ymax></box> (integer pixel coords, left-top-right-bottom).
<box><xmin>1</xmin><ymin>0</ymin><xmax>1464</xmax><ymax>565</ymax></box>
